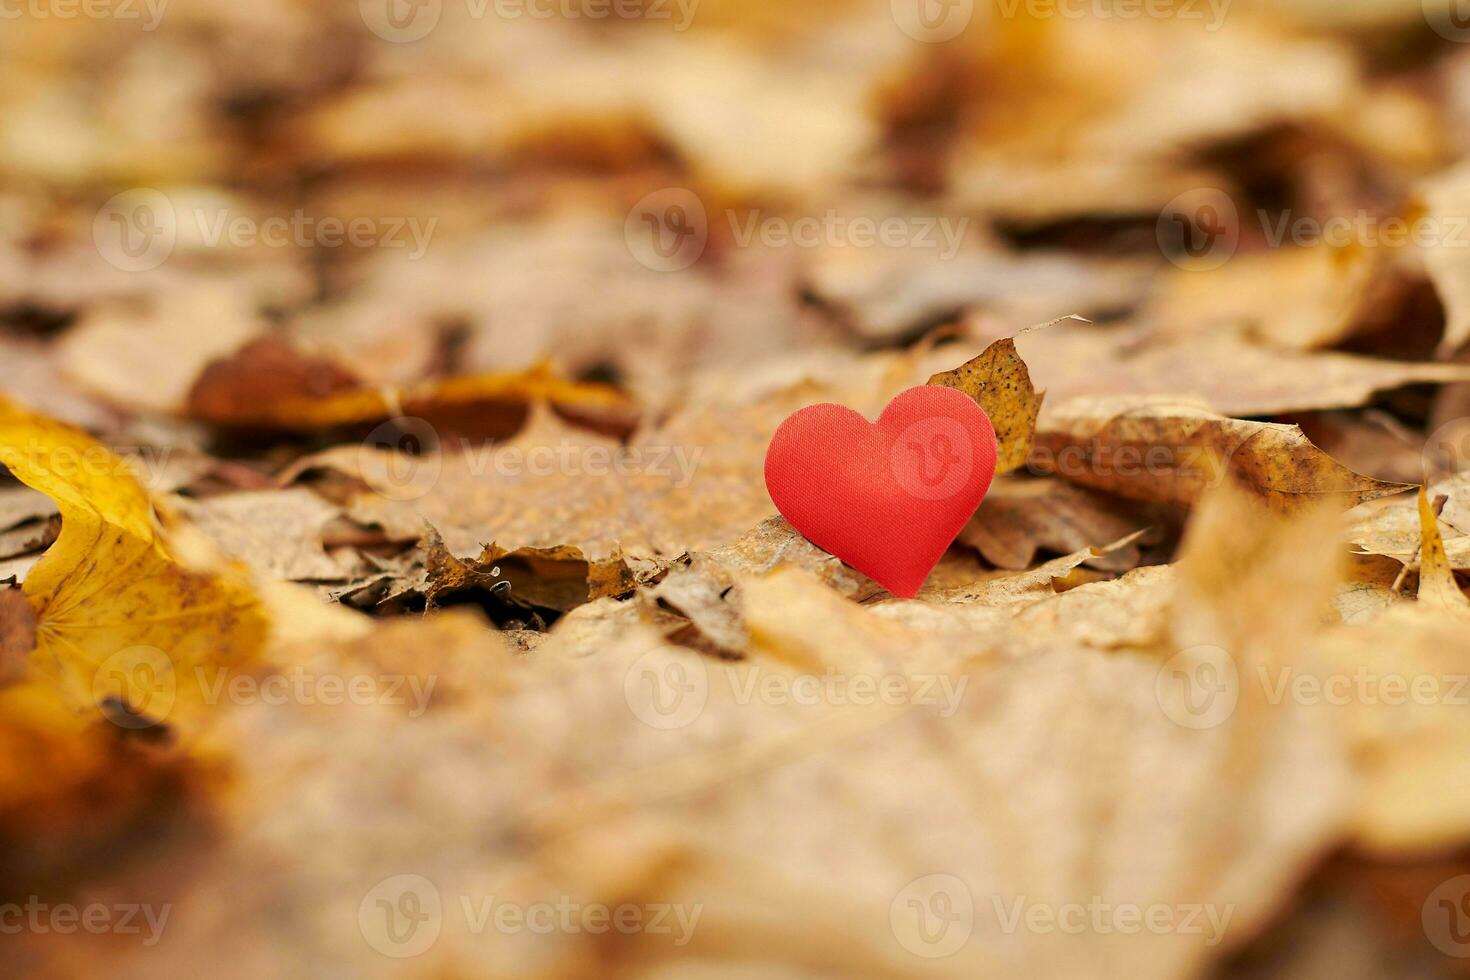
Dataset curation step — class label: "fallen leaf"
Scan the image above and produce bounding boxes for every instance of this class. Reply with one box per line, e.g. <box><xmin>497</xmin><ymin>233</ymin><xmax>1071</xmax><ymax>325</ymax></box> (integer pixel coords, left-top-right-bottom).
<box><xmin>1412</xmin><ymin>487</ymin><xmax>1470</xmax><ymax>615</ymax></box>
<box><xmin>174</xmin><ymin>488</ymin><xmax>360</xmax><ymax>583</ymax></box>
<box><xmin>1033</xmin><ymin>396</ymin><xmax>1412</xmax><ymax>510</ymax></box>
<box><xmin>0</xmin><ymin>396</ymin><xmax>267</xmax><ymax>722</ymax></box>
<box><xmin>189</xmin><ymin>350</ymin><xmax>638</xmax><ymax>441</ymax></box>
<box><xmin>955</xmin><ymin>318</ymin><xmax>1470</xmax><ymax>418</ymax></box>
<box><xmin>928</xmin><ymin>334</ymin><xmax>1044</xmax><ymax>473</ymax></box>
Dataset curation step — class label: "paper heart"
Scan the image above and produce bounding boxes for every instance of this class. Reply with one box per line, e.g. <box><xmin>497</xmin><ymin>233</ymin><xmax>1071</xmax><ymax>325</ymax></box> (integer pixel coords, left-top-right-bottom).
<box><xmin>764</xmin><ymin>385</ymin><xmax>998</xmax><ymax>598</ymax></box>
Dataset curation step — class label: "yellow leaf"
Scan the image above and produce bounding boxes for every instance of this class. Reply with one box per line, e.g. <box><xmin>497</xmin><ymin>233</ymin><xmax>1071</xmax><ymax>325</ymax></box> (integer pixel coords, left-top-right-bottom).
<box><xmin>927</xmin><ymin>336</ymin><xmax>1043</xmax><ymax>474</ymax></box>
<box><xmin>0</xmin><ymin>397</ymin><xmax>266</xmax><ymax>724</ymax></box>
<box><xmin>1415</xmin><ymin>487</ymin><xmax>1470</xmax><ymax>615</ymax></box>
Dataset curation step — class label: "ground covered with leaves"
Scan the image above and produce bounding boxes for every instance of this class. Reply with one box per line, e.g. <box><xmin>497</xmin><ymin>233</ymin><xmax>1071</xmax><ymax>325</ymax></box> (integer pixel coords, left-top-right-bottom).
<box><xmin>10</xmin><ymin>2</ymin><xmax>1470</xmax><ymax>978</ymax></box>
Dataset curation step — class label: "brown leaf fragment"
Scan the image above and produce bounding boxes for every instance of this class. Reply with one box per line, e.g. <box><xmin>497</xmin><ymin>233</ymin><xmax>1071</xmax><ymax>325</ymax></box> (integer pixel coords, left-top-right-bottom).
<box><xmin>928</xmin><ymin>335</ymin><xmax>1043</xmax><ymax>474</ymax></box>
<box><xmin>189</xmin><ymin>340</ymin><xmax>638</xmax><ymax>441</ymax></box>
<box><xmin>0</xmin><ymin>587</ymin><xmax>36</xmax><ymax>685</ymax></box>
<box><xmin>185</xmin><ymin>337</ymin><xmax>362</xmax><ymax>427</ymax></box>
<box><xmin>1034</xmin><ymin>396</ymin><xmax>1413</xmax><ymax>511</ymax></box>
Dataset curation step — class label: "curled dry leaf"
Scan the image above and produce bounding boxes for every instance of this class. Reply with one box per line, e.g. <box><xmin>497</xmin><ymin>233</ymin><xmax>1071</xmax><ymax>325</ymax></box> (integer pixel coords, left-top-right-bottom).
<box><xmin>188</xmin><ymin>343</ymin><xmax>639</xmax><ymax>440</ymax></box>
<box><xmin>1034</xmin><ymin>396</ymin><xmax>1413</xmax><ymax>511</ymax></box>
<box><xmin>927</xmin><ymin>334</ymin><xmax>1044</xmax><ymax>474</ymax></box>
<box><xmin>0</xmin><ymin>396</ymin><xmax>266</xmax><ymax>722</ymax></box>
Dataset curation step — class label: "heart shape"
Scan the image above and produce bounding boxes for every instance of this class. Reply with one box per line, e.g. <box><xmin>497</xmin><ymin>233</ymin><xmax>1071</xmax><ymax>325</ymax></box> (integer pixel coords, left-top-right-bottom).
<box><xmin>764</xmin><ymin>385</ymin><xmax>998</xmax><ymax>598</ymax></box>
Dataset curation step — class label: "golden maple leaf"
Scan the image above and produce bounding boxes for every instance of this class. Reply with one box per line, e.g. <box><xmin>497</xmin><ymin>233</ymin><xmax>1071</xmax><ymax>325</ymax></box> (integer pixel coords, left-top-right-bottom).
<box><xmin>0</xmin><ymin>397</ymin><xmax>266</xmax><ymax>726</ymax></box>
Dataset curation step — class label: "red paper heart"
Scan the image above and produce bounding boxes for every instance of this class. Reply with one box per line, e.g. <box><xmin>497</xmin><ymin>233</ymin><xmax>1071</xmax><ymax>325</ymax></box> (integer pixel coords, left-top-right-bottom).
<box><xmin>764</xmin><ymin>385</ymin><xmax>998</xmax><ymax>598</ymax></box>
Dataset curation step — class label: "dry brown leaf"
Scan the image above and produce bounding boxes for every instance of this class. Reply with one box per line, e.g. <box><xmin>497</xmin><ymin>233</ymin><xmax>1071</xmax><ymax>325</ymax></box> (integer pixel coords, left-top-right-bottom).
<box><xmin>954</xmin><ymin>319</ymin><xmax>1470</xmax><ymax>418</ymax></box>
<box><xmin>189</xmin><ymin>346</ymin><xmax>638</xmax><ymax>440</ymax></box>
<box><xmin>1348</xmin><ymin>471</ymin><xmax>1470</xmax><ymax>571</ymax></box>
<box><xmin>175</xmin><ymin>488</ymin><xmax>359</xmax><ymax>584</ymax></box>
<box><xmin>1034</xmin><ymin>396</ymin><xmax>1412</xmax><ymax>511</ymax></box>
<box><xmin>928</xmin><ymin>335</ymin><xmax>1044</xmax><ymax>474</ymax></box>
<box><xmin>1143</xmin><ymin>243</ymin><xmax>1392</xmax><ymax>352</ymax></box>
<box><xmin>26</xmin><ymin>561</ymin><xmax>1349</xmax><ymax>978</ymax></box>
<box><xmin>947</xmin><ymin>20</ymin><xmax>1356</xmax><ymax>221</ymax></box>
